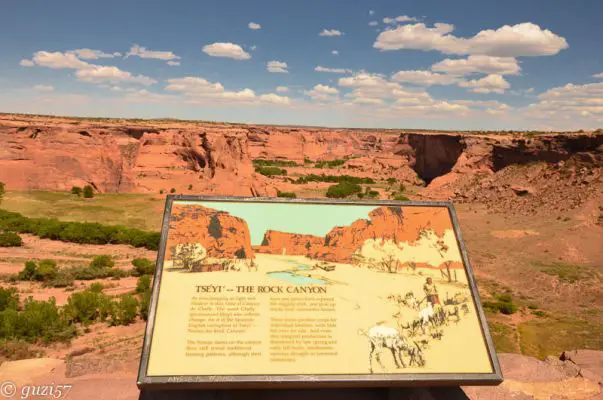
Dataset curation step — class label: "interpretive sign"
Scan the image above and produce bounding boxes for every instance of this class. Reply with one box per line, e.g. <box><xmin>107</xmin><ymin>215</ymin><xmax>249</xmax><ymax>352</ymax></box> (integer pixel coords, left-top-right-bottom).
<box><xmin>137</xmin><ymin>196</ymin><xmax>502</xmax><ymax>389</ymax></box>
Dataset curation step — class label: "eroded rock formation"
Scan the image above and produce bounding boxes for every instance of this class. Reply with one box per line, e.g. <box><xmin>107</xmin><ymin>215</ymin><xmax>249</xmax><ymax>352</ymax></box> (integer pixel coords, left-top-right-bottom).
<box><xmin>165</xmin><ymin>204</ymin><xmax>255</xmax><ymax>260</ymax></box>
<box><xmin>255</xmin><ymin>230</ymin><xmax>323</xmax><ymax>256</ymax></box>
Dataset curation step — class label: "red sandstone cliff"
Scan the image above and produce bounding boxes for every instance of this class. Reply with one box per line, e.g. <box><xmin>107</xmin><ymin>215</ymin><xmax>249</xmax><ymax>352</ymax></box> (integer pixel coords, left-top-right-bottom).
<box><xmin>165</xmin><ymin>204</ymin><xmax>255</xmax><ymax>260</ymax></box>
<box><xmin>253</xmin><ymin>206</ymin><xmax>455</xmax><ymax>264</ymax></box>
<box><xmin>254</xmin><ymin>230</ymin><xmax>324</xmax><ymax>256</ymax></box>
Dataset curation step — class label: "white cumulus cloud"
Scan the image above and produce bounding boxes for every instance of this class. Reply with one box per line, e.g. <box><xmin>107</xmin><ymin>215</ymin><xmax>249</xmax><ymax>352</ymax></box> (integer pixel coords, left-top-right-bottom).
<box><xmin>20</xmin><ymin>59</ymin><xmax>35</xmax><ymax>67</ymax></box>
<box><xmin>374</xmin><ymin>22</ymin><xmax>568</xmax><ymax>57</ymax></box>
<box><xmin>304</xmin><ymin>84</ymin><xmax>339</xmax><ymax>101</ymax></box>
<box><xmin>458</xmin><ymin>74</ymin><xmax>510</xmax><ymax>94</ymax></box>
<box><xmin>75</xmin><ymin>65</ymin><xmax>157</xmax><ymax>86</ymax></box>
<box><xmin>126</xmin><ymin>44</ymin><xmax>180</xmax><ymax>61</ymax></box>
<box><xmin>315</xmin><ymin>66</ymin><xmax>351</xmax><ymax>74</ymax></box>
<box><xmin>267</xmin><ymin>60</ymin><xmax>288</xmax><ymax>73</ymax></box>
<box><xmin>593</xmin><ymin>72</ymin><xmax>603</xmax><ymax>79</ymax></box>
<box><xmin>167</xmin><ymin>61</ymin><xmax>180</xmax><ymax>66</ymax></box>
<box><xmin>431</xmin><ymin>55</ymin><xmax>520</xmax><ymax>76</ymax></box>
<box><xmin>29</xmin><ymin>51</ymin><xmax>91</xmax><ymax>69</ymax></box>
<box><xmin>202</xmin><ymin>42</ymin><xmax>251</xmax><ymax>60</ymax></box>
<box><xmin>391</xmin><ymin>70</ymin><xmax>458</xmax><ymax>85</ymax></box>
<box><xmin>319</xmin><ymin>29</ymin><xmax>343</xmax><ymax>37</ymax></box>
<box><xmin>276</xmin><ymin>86</ymin><xmax>289</xmax><ymax>93</ymax></box>
<box><xmin>332</xmin><ymin>50</ymin><xmax>339</xmax><ymax>55</ymax></box>
<box><xmin>68</xmin><ymin>49</ymin><xmax>121</xmax><ymax>60</ymax></box>
<box><xmin>248</xmin><ymin>22</ymin><xmax>261</xmax><ymax>30</ymax></box>
<box><xmin>369</xmin><ymin>21</ymin><xmax>378</xmax><ymax>26</ymax></box>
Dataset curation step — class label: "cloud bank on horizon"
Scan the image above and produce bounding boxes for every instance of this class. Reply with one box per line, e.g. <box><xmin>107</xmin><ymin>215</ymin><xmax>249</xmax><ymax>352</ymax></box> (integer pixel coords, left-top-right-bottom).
<box><xmin>2</xmin><ymin>0</ymin><xmax>602</xmax><ymax>130</ymax></box>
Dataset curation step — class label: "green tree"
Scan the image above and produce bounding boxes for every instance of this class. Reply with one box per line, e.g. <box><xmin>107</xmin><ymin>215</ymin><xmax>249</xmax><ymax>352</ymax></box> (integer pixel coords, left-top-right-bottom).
<box><xmin>0</xmin><ymin>232</ymin><xmax>23</xmax><ymax>247</ymax></box>
<box><xmin>136</xmin><ymin>275</ymin><xmax>151</xmax><ymax>293</ymax></box>
<box><xmin>83</xmin><ymin>185</ymin><xmax>94</xmax><ymax>198</ymax></box>
<box><xmin>0</xmin><ymin>181</ymin><xmax>5</xmax><ymax>204</ymax></box>
<box><xmin>326</xmin><ymin>182</ymin><xmax>362</xmax><ymax>198</ymax></box>
<box><xmin>90</xmin><ymin>255</ymin><xmax>114</xmax><ymax>269</ymax></box>
<box><xmin>70</xmin><ymin>186</ymin><xmax>83</xmax><ymax>196</ymax></box>
<box><xmin>131</xmin><ymin>258</ymin><xmax>154</xmax><ymax>276</ymax></box>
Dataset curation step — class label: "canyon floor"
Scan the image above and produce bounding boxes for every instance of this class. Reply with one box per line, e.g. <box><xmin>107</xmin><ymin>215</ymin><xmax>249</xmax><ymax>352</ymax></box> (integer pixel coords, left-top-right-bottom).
<box><xmin>0</xmin><ymin>114</ymin><xmax>602</xmax><ymax>399</ymax></box>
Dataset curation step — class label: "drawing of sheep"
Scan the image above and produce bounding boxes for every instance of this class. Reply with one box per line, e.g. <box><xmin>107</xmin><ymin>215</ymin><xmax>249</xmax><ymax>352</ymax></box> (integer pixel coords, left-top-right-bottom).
<box><xmin>360</xmin><ymin>325</ymin><xmax>409</xmax><ymax>373</ymax></box>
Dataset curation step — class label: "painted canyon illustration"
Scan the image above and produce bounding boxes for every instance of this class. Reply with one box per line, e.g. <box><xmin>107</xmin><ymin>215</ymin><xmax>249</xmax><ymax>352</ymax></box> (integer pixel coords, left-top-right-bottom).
<box><xmin>147</xmin><ymin>200</ymin><xmax>494</xmax><ymax>375</ymax></box>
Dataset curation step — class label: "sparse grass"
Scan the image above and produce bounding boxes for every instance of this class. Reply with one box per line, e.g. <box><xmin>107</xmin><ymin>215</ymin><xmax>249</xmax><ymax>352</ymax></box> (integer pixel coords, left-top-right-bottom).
<box><xmin>487</xmin><ymin>321</ymin><xmax>517</xmax><ymax>353</ymax></box>
<box><xmin>253</xmin><ymin>159</ymin><xmax>298</xmax><ymax>167</ymax></box>
<box><xmin>532</xmin><ymin>261</ymin><xmax>600</xmax><ymax>283</ymax></box>
<box><xmin>517</xmin><ymin>318</ymin><xmax>603</xmax><ymax>359</ymax></box>
<box><xmin>1</xmin><ymin>191</ymin><xmax>164</xmax><ymax>231</ymax></box>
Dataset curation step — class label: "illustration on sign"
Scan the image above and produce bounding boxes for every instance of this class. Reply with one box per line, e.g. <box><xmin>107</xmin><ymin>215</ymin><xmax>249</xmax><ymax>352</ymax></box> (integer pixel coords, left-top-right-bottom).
<box><xmin>138</xmin><ymin>197</ymin><xmax>501</xmax><ymax>388</ymax></box>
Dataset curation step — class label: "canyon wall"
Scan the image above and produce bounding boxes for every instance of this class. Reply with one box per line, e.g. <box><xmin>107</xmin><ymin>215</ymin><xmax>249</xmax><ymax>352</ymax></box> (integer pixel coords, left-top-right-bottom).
<box><xmin>165</xmin><ymin>204</ymin><xmax>255</xmax><ymax>260</ymax></box>
<box><xmin>0</xmin><ymin>115</ymin><xmax>601</xmax><ymax>198</ymax></box>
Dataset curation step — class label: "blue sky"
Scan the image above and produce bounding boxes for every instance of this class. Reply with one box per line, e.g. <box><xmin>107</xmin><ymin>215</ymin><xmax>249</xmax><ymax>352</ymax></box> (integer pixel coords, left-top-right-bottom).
<box><xmin>1</xmin><ymin>0</ymin><xmax>602</xmax><ymax>130</ymax></box>
<box><xmin>190</xmin><ymin>201</ymin><xmax>375</xmax><ymax>245</ymax></box>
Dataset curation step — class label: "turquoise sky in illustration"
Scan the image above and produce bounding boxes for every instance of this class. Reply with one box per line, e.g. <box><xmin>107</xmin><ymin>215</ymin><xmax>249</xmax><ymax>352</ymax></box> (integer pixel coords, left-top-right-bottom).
<box><xmin>188</xmin><ymin>201</ymin><xmax>377</xmax><ymax>245</ymax></box>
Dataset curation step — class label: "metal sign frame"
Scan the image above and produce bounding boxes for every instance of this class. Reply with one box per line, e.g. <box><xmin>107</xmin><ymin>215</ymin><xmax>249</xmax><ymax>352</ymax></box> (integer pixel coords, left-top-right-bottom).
<box><xmin>137</xmin><ymin>195</ymin><xmax>503</xmax><ymax>390</ymax></box>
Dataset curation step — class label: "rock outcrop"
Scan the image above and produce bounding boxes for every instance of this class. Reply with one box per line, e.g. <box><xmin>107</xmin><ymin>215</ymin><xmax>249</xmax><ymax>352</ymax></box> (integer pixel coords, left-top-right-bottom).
<box><xmin>254</xmin><ymin>206</ymin><xmax>457</xmax><ymax>265</ymax></box>
<box><xmin>165</xmin><ymin>204</ymin><xmax>254</xmax><ymax>260</ymax></box>
<box><xmin>255</xmin><ymin>230</ymin><xmax>323</xmax><ymax>256</ymax></box>
<box><xmin>0</xmin><ymin>116</ymin><xmax>276</xmax><ymax>196</ymax></box>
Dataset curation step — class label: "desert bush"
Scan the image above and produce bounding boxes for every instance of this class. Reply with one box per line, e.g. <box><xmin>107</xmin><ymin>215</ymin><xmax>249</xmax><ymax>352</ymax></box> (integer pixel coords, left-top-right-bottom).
<box><xmin>88</xmin><ymin>282</ymin><xmax>105</xmax><ymax>293</ymax></box>
<box><xmin>392</xmin><ymin>194</ymin><xmax>410</xmax><ymax>201</ymax></box>
<box><xmin>170</xmin><ymin>188</ymin><xmax>176</xmax><ymax>194</ymax></box>
<box><xmin>131</xmin><ymin>258</ymin><xmax>155</xmax><ymax>276</ymax></box>
<box><xmin>0</xmin><ymin>231</ymin><xmax>23</xmax><ymax>247</ymax></box>
<box><xmin>83</xmin><ymin>185</ymin><xmax>94</xmax><ymax>198</ymax></box>
<box><xmin>0</xmin><ymin>209</ymin><xmax>160</xmax><ymax>251</ymax></box>
<box><xmin>386</xmin><ymin>178</ymin><xmax>397</xmax><ymax>185</ymax></box>
<box><xmin>255</xmin><ymin>166</ymin><xmax>287</xmax><ymax>176</ymax></box>
<box><xmin>253</xmin><ymin>159</ymin><xmax>298</xmax><ymax>167</ymax></box>
<box><xmin>0</xmin><ymin>287</ymin><xmax>19</xmax><ymax>312</ymax></box>
<box><xmin>314</xmin><ymin>159</ymin><xmax>346</xmax><ymax>168</ymax></box>
<box><xmin>159</xmin><ymin>190</ymin><xmax>164</xmax><ymax>194</ymax></box>
<box><xmin>326</xmin><ymin>182</ymin><xmax>362</xmax><ymax>198</ymax></box>
<box><xmin>0</xmin><ymin>181</ymin><xmax>4</xmax><ymax>203</ymax></box>
<box><xmin>136</xmin><ymin>275</ymin><xmax>151</xmax><ymax>294</ymax></box>
<box><xmin>276</xmin><ymin>191</ymin><xmax>296</xmax><ymax>198</ymax></box>
<box><xmin>18</xmin><ymin>260</ymin><xmax>58</xmax><ymax>282</ymax></box>
<box><xmin>70</xmin><ymin>186</ymin><xmax>83</xmax><ymax>196</ymax></box>
<box><xmin>0</xmin><ymin>339</ymin><xmax>42</xmax><ymax>361</ymax></box>
<box><xmin>139</xmin><ymin>291</ymin><xmax>151</xmax><ymax>321</ymax></box>
<box><xmin>294</xmin><ymin>174</ymin><xmax>374</xmax><ymax>185</ymax></box>
<box><xmin>0</xmin><ymin>297</ymin><xmax>75</xmax><ymax>344</ymax></box>
<box><xmin>43</xmin><ymin>271</ymin><xmax>74</xmax><ymax>288</ymax></box>
<box><xmin>64</xmin><ymin>291</ymin><xmax>102</xmax><ymax>326</ymax></box>
<box><xmin>188</xmin><ymin>184</ymin><xmax>193</xmax><ymax>190</ymax></box>
<box><xmin>90</xmin><ymin>255</ymin><xmax>114</xmax><ymax>269</ymax></box>
<box><xmin>482</xmin><ymin>293</ymin><xmax>518</xmax><ymax>315</ymax></box>
<box><xmin>112</xmin><ymin>295</ymin><xmax>139</xmax><ymax>326</ymax></box>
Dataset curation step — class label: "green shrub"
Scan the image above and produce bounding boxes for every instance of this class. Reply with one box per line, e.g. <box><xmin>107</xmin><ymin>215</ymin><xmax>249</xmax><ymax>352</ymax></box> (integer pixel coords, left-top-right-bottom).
<box><xmin>326</xmin><ymin>182</ymin><xmax>362</xmax><ymax>198</ymax></box>
<box><xmin>131</xmin><ymin>258</ymin><xmax>155</xmax><ymax>276</ymax></box>
<box><xmin>112</xmin><ymin>295</ymin><xmax>139</xmax><ymax>326</ymax></box>
<box><xmin>0</xmin><ymin>181</ymin><xmax>4</xmax><ymax>204</ymax></box>
<box><xmin>482</xmin><ymin>294</ymin><xmax>518</xmax><ymax>315</ymax></box>
<box><xmin>304</xmin><ymin>157</ymin><xmax>313</xmax><ymax>164</ymax></box>
<box><xmin>399</xmin><ymin>183</ymin><xmax>406</xmax><ymax>192</ymax></box>
<box><xmin>0</xmin><ymin>209</ymin><xmax>160</xmax><ymax>251</ymax></box>
<box><xmin>83</xmin><ymin>185</ymin><xmax>94</xmax><ymax>198</ymax></box>
<box><xmin>0</xmin><ymin>339</ymin><xmax>42</xmax><ymax>361</ymax></box>
<box><xmin>253</xmin><ymin>159</ymin><xmax>298</xmax><ymax>167</ymax></box>
<box><xmin>170</xmin><ymin>188</ymin><xmax>176</xmax><ymax>194</ymax></box>
<box><xmin>532</xmin><ymin>310</ymin><xmax>547</xmax><ymax>318</ymax></box>
<box><xmin>18</xmin><ymin>260</ymin><xmax>58</xmax><ymax>282</ymax></box>
<box><xmin>89</xmin><ymin>283</ymin><xmax>105</xmax><ymax>293</ymax></box>
<box><xmin>136</xmin><ymin>275</ymin><xmax>151</xmax><ymax>294</ymax></box>
<box><xmin>139</xmin><ymin>291</ymin><xmax>151</xmax><ymax>321</ymax></box>
<box><xmin>0</xmin><ymin>232</ymin><xmax>23</xmax><ymax>247</ymax></box>
<box><xmin>0</xmin><ymin>297</ymin><xmax>75</xmax><ymax>344</ymax></box>
<box><xmin>159</xmin><ymin>190</ymin><xmax>164</xmax><ymax>194</ymax></box>
<box><xmin>276</xmin><ymin>191</ymin><xmax>296</xmax><ymax>198</ymax></box>
<box><xmin>70</xmin><ymin>186</ymin><xmax>83</xmax><ymax>196</ymax></box>
<box><xmin>255</xmin><ymin>166</ymin><xmax>287</xmax><ymax>176</ymax></box>
<box><xmin>498</xmin><ymin>302</ymin><xmax>518</xmax><ymax>315</ymax></box>
<box><xmin>365</xmin><ymin>189</ymin><xmax>379</xmax><ymax>199</ymax></box>
<box><xmin>386</xmin><ymin>178</ymin><xmax>396</xmax><ymax>185</ymax></box>
<box><xmin>0</xmin><ymin>287</ymin><xmax>19</xmax><ymax>312</ymax></box>
<box><xmin>64</xmin><ymin>291</ymin><xmax>102</xmax><ymax>326</ymax></box>
<box><xmin>90</xmin><ymin>255</ymin><xmax>115</xmax><ymax>269</ymax></box>
<box><xmin>392</xmin><ymin>194</ymin><xmax>409</xmax><ymax>201</ymax></box>
<box><xmin>43</xmin><ymin>271</ymin><xmax>74</xmax><ymax>288</ymax></box>
<box><xmin>188</xmin><ymin>184</ymin><xmax>193</xmax><ymax>190</ymax></box>
<box><xmin>315</xmin><ymin>159</ymin><xmax>346</xmax><ymax>168</ymax></box>
<box><xmin>294</xmin><ymin>174</ymin><xmax>374</xmax><ymax>185</ymax></box>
